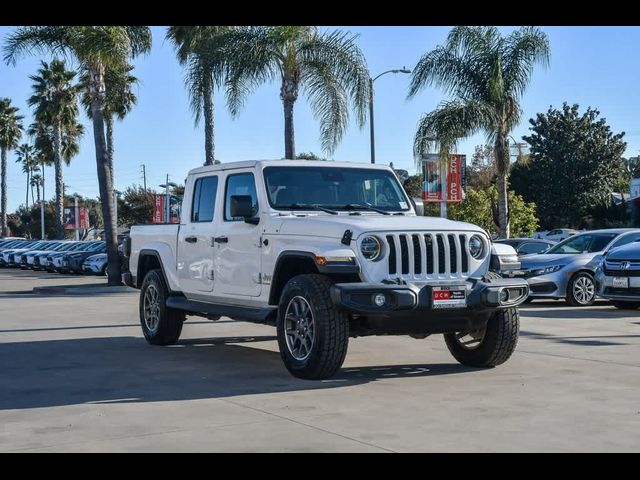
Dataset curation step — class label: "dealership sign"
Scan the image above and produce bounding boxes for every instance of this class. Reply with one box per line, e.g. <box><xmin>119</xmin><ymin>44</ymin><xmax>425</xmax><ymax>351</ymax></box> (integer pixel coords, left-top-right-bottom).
<box><xmin>421</xmin><ymin>154</ymin><xmax>466</xmax><ymax>203</ymax></box>
<box><xmin>152</xmin><ymin>194</ymin><xmax>181</xmax><ymax>224</ymax></box>
<box><xmin>63</xmin><ymin>206</ymin><xmax>89</xmax><ymax>230</ymax></box>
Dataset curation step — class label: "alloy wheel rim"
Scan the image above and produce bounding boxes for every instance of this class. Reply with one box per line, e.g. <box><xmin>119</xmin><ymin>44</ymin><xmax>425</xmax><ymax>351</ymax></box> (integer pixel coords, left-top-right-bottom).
<box><xmin>453</xmin><ymin>327</ymin><xmax>486</xmax><ymax>350</ymax></box>
<box><xmin>284</xmin><ymin>296</ymin><xmax>315</xmax><ymax>361</ymax></box>
<box><xmin>573</xmin><ymin>276</ymin><xmax>595</xmax><ymax>304</ymax></box>
<box><xmin>143</xmin><ymin>284</ymin><xmax>160</xmax><ymax>333</ymax></box>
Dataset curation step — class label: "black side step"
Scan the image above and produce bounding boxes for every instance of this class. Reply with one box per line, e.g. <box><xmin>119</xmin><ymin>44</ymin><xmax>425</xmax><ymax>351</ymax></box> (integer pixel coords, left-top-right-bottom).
<box><xmin>166</xmin><ymin>295</ymin><xmax>276</xmax><ymax>323</ymax></box>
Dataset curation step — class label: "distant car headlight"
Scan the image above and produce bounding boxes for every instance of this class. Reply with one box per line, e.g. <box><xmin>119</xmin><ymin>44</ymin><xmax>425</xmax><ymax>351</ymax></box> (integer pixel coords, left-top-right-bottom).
<box><xmin>531</xmin><ymin>265</ymin><xmax>564</xmax><ymax>276</ymax></box>
<box><xmin>361</xmin><ymin>236</ymin><xmax>382</xmax><ymax>261</ymax></box>
<box><xmin>469</xmin><ymin>235</ymin><xmax>486</xmax><ymax>259</ymax></box>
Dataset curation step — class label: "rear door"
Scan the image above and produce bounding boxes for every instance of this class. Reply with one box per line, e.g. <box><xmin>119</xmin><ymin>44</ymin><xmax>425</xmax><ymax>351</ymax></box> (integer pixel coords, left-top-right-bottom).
<box><xmin>177</xmin><ymin>174</ymin><xmax>219</xmax><ymax>293</ymax></box>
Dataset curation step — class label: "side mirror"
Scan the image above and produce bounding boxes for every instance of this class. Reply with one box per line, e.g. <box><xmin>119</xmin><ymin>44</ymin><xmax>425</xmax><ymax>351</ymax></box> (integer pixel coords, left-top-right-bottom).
<box><xmin>230</xmin><ymin>195</ymin><xmax>259</xmax><ymax>225</ymax></box>
<box><xmin>412</xmin><ymin>197</ymin><xmax>424</xmax><ymax>216</ymax></box>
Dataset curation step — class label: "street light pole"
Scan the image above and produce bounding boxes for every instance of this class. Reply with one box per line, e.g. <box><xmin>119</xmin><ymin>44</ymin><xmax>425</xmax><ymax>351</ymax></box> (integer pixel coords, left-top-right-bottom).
<box><xmin>159</xmin><ymin>178</ymin><xmax>178</xmax><ymax>224</ymax></box>
<box><xmin>369</xmin><ymin>68</ymin><xmax>411</xmax><ymax>164</ymax></box>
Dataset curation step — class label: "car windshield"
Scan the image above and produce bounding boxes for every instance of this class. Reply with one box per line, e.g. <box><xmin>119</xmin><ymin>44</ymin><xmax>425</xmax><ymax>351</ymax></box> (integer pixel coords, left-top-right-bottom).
<box><xmin>546</xmin><ymin>233</ymin><xmax>618</xmax><ymax>254</ymax></box>
<box><xmin>263</xmin><ymin>166</ymin><xmax>411</xmax><ymax>212</ymax></box>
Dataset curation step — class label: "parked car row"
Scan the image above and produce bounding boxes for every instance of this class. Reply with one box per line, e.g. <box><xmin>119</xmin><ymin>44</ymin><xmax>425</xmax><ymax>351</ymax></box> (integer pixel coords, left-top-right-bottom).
<box><xmin>499</xmin><ymin>228</ymin><xmax>640</xmax><ymax>309</ymax></box>
<box><xmin>0</xmin><ymin>238</ymin><xmax>108</xmax><ymax>275</ymax></box>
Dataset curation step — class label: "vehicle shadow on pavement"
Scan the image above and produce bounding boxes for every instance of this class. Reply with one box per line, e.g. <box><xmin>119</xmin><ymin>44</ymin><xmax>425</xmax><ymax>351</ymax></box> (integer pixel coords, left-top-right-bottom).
<box><xmin>519</xmin><ymin>330</ymin><xmax>638</xmax><ymax>346</ymax></box>
<box><xmin>0</xmin><ymin>335</ymin><xmax>478</xmax><ymax>410</ymax></box>
<box><xmin>520</xmin><ymin>308</ymin><xmax>624</xmax><ymax>320</ymax></box>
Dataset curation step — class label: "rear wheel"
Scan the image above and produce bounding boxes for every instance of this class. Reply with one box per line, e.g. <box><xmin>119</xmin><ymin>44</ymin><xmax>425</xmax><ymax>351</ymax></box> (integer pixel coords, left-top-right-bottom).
<box><xmin>566</xmin><ymin>272</ymin><xmax>596</xmax><ymax>306</ymax></box>
<box><xmin>611</xmin><ymin>300</ymin><xmax>640</xmax><ymax>310</ymax></box>
<box><xmin>444</xmin><ymin>307</ymin><xmax>519</xmax><ymax>367</ymax></box>
<box><xmin>139</xmin><ymin>269</ymin><xmax>185</xmax><ymax>345</ymax></box>
<box><xmin>277</xmin><ymin>274</ymin><xmax>349</xmax><ymax>380</ymax></box>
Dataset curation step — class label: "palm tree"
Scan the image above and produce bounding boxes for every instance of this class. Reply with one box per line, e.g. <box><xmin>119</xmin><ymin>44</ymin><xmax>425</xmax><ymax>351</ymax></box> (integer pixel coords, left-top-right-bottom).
<box><xmin>80</xmin><ymin>63</ymin><xmax>139</xmax><ymax>184</ymax></box>
<box><xmin>5</xmin><ymin>26</ymin><xmax>152</xmax><ymax>285</ymax></box>
<box><xmin>0</xmin><ymin>98</ymin><xmax>24</xmax><ymax>236</ymax></box>
<box><xmin>30</xmin><ymin>172</ymin><xmax>43</xmax><ymax>207</ymax></box>
<box><xmin>407</xmin><ymin>26</ymin><xmax>550</xmax><ymax>238</ymax></box>
<box><xmin>217</xmin><ymin>26</ymin><xmax>369</xmax><ymax>159</ymax></box>
<box><xmin>14</xmin><ymin>143</ymin><xmax>38</xmax><ymax>208</ymax></box>
<box><xmin>167</xmin><ymin>26</ymin><xmax>233</xmax><ymax>166</ymax></box>
<box><xmin>27</xmin><ymin>59</ymin><xmax>82</xmax><ymax>239</ymax></box>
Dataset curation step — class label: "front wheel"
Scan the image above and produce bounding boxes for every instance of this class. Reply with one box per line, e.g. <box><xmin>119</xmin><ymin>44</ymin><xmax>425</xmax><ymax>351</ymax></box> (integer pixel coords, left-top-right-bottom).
<box><xmin>444</xmin><ymin>307</ymin><xmax>519</xmax><ymax>368</ymax></box>
<box><xmin>277</xmin><ymin>274</ymin><xmax>349</xmax><ymax>380</ymax></box>
<box><xmin>611</xmin><ymin>300</ymin><xmax>640</xmax><ymax>310</ymax></box>
<box><xmin>139</xmin><ymin>269</ymin><xmax>185</xmax><ymax>345</ymax></box>
<box><xmin>566</xmin><ymin>272</ymin><xmax>596</xmax><ymax>306</ymax></box>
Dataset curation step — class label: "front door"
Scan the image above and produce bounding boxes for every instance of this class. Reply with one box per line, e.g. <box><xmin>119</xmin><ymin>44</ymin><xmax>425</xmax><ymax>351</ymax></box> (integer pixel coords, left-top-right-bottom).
<box><xmin>177</xmin><ymin>175</ymin><xmax>219</xmax><ymax>293</ymax></box>
<box><xmin>213</xmin><ymin>171</ymin><xmax>262</xmax><ymax>297</ymax></box>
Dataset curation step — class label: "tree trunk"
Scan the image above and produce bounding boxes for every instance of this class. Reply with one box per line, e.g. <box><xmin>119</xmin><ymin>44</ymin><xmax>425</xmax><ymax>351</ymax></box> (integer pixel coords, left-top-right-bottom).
<box><xmin>54</xmin><ymin>121</ymin><xmax>64</xmax><ymax>239</ymax></box>
<box><xmin>30</xmin><ymin>169</ymin><xmax>35</xmax><ymax>206</ymax></box>
<box><xmin>280</xmin><ymin>75</ymin><xmax>298</xmax><ymax>160</ymax></box>
<box><xmin>89</xmin><ymin>63</ymin><xmax>122</xmax><ymax>286</ymax></box>
<box><xmin>1</xmin><ymin>148</ymin><xmax>7</xmax><ymax>236</ymax></box>
<box><xmin>26</xmin><ymin>169</ymin><xmax>29</xmax><ymax>209</ymax></box>
<box><xmin>495</xmin><ymin>130</ymin><xmax>510</xmax><ymax>239</ymax></box>
<box><xmin>203</xmin><ymin>75</ymin><xmax>215</xmax><ymax>166</ymax></box>
<box><xmin>105</xmin><ymin>114</ymin><xmax>115</xmax><ymax>187</ymax></box>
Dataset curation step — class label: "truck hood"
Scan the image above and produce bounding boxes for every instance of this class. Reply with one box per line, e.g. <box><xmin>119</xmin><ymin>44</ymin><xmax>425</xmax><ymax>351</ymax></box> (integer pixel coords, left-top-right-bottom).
<box><xmin>274</xmin><ymin>214</ymin><xmax>485</xmax><ymax>239</ymax></box>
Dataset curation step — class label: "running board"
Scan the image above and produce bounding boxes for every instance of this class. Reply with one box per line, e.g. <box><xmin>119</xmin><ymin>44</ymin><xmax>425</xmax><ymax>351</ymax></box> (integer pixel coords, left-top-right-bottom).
<box><xmin>166</xmin><ymin>295</ymin><xmax>276</xmax><ymax>323</ymax></box>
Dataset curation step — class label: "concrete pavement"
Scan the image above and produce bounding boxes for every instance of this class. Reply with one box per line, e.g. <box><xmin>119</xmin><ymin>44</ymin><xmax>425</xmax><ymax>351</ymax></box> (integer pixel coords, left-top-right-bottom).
<box><xmin>1</xmin><ymin>269</ymin><xmax>638</xmax><ymax>452</ymax></box>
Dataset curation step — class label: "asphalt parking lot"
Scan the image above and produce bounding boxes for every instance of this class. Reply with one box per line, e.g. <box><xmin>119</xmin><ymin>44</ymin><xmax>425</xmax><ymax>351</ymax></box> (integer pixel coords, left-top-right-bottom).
<box><xmin>1</xmin><ymin>268</ymin><xmax>639</xmax><ymax>452</ymax></box>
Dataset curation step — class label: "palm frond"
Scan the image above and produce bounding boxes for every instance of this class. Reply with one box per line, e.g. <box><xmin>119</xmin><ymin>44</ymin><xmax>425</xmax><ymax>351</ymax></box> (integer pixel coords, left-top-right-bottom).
<box><xmin>502</xmin><ymin>26</ymin><xmax>550</xmax><ymax>97</ymax></box>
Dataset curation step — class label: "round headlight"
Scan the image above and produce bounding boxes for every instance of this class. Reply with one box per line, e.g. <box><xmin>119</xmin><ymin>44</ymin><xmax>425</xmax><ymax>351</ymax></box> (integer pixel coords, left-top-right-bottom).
<box><xmin>361</xmin><ymin>236</ymin><xmax>382</xmax><ymax>261</ymax></box>
<box><xmin>469</xmin><ymin>235</ymin><xmax>486</xmax><ymax>259</ymax></box>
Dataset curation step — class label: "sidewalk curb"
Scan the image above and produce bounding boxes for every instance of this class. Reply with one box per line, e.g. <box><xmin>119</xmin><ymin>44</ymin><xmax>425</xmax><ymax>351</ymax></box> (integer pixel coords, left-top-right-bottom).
<box><xmin>31</xmin><ymin>285</ymin><xmax>136</xmax><ymax>296</ymax></box>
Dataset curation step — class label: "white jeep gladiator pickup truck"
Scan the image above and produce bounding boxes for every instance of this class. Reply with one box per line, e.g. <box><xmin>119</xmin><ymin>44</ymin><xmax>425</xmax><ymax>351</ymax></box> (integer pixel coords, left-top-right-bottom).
<box><xmin>123</xmin><ymin>160</ymin><xmax>529</xmax><ymax>379</ymax></box>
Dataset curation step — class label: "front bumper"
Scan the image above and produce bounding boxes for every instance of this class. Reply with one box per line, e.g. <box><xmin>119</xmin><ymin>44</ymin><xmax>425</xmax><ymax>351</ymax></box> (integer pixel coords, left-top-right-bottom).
<box><xmin>596</xmin><ymin>273</ymin><xmax>640</xmax><ymax>301</ymax></box>
<box><xmin>330</xmin><ymin>277</ymin><xmax>529</xmax><ymax>335</ymax></box>
<box><xmin>508</xmin><ymin>269</ymin><xmax>570</xmax><ymax>298</ymax></box>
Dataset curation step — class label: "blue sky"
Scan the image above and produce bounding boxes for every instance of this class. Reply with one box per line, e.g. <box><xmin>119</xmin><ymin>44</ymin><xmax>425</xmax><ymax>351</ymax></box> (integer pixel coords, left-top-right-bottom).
<box><xmin>1</xmin><ymin>25</ymin><xmax>640</xmax><ymax>212</ymax></box>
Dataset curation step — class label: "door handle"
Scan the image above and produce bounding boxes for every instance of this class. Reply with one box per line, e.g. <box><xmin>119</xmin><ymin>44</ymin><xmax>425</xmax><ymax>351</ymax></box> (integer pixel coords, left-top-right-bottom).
<box><xmin>213</xmin><ymin>236</ymin><xmax>228</xmax><ymax>244</ymax></box>
<box><xmin>185</xmin><ymin>236</ymin><xmax>198</xmax><ymax>244</ymax></box>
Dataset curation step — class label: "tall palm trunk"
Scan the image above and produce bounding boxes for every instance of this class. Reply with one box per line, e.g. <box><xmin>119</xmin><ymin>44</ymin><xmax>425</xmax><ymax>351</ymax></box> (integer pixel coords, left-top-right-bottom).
<box><xmin>25</xmin><ymin>168</ymin><xmax>30</xmax><ymax>209</ymax></box>
<box><xmin>495</xmin><ymin>130</ymin><xmax>510</xmax><ymax>238</ymax></box>
<box><xmin>30</xmin><ymin>171</ymin><xmax>35</xmax><ymax>206</ymax></box>
<box><xmin>202</xmin><ymin>75</ymin><xmax>215</xmax><ymax>166</ymax></box>
<box><xmin>281</xmin><ymin>75</ymin><xmax>298</xmax><ymax>160</ymax></box>
<box><xmin>105</xmin><ymin>114</ymin><xmax>115</xmax><ymax>186</ymax></box>
<box><xmin>1</xmin><ymin>148</ymin><xmax>7</xmax><ymax>236</ymax></box>
<box><xmin>89</xmin><ymin>63</ymin><xmax>121</xmax><ymax>286</ymax></box>
<box><xmin>53</xmin><ymin>121</ymin><xmax>64</xmax><ymax>239</ymax></box>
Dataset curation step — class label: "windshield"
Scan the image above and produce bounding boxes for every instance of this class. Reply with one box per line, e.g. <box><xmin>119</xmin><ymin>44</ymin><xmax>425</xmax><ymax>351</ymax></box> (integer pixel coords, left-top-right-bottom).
<box><xmin>546</xmin><ymin>232</ymin><xmax>618</xmax><ymax>254</ymax></box>
<box><xmin>263</xmin><ymin>166</ymin><xmax>411</xmax><ymax>212</ymax></box>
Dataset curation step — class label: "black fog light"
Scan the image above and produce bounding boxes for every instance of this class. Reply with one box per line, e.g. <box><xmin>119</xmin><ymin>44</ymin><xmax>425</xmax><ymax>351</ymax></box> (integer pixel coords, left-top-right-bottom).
<box><xmin>373</xmin><ymin>293</ymin><xmax>387</xmax><ymax>307</ymax></box>
<box><xmin>500</xmin><ymin>289</ymin><xmax>509</xmax><ymax>303</ymax></box>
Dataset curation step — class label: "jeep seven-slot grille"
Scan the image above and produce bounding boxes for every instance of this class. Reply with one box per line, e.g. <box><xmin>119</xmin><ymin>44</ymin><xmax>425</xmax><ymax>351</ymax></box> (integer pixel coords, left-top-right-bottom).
<box><xmin>385</xmin><ymin>233</ymin><xmax>471</xmax><ymax>277</ymax></box>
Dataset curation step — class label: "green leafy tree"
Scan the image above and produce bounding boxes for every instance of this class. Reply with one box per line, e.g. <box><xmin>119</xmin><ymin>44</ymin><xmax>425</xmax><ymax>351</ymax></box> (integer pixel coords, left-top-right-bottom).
<box><xmin>14</xmin><ymin>143</ymin><xmax>38</xmax><ymax>208</ymax></box>
<box><xmin>467</xmin><ymin>145</ymin><xmax>497</xmax><ymax>191</ymax></box>
<box><xmin>295</xmin><ymin>151</ymin><xmax>327</xmax><ymax>161</ymax></box>
<box><xmin>407</xmin><ymin>26</ymin><xmax>550</xmax><ymax>238</ymax></box>
<box><xmin>27</xmin><ymin>59</ymin><xmax>82</xmax><ymax>238</ymax></box>
<box><xmin>80</xmin><ymin>63</ymin><xmax>138</xmax><ymax>185</ymax></box>
<box><xmin>0</xmin><ymin>98</ymin><xmax>24</xmax><ymax>236</ymax></box>
<box><xmin>117</xmin><ymin>185</ymin><xmax>154</xmax><ymax>227</ymax></box>
<box><xmin>403</xmin><ymin>174</ymin><xmax>423</xmax><ymax>198</ymax></box>
<box><xmin>221</xmin><ymin>26</ymin><xmax>369</xmax><ymax>159</ymax></box>
<box><xmin>449</xmin><ymin>186</ymin><xmax>539</xmax><ymax>237</ymax></box>
<box><xmin>5</xmin><ymin>26</ymin><xmax>152</xmax><ymax>285</ymax></box>
<box><xmin>511</xmin><ymin>103</ymin><xmax>627</xmax><ymax>229</ymax></box>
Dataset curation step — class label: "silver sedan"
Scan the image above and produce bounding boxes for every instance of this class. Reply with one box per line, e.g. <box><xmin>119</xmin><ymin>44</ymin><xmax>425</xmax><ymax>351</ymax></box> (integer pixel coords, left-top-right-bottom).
<box><xmin>505</xmin><ymin>229</ymin><xmax>640</xmax><ymax>306</ymax></box>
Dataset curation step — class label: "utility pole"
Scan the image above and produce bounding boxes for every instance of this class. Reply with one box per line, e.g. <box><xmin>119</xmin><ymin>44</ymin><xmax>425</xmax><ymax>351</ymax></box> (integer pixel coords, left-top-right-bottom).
<box><xmin>165</xmin><ymin>174</ymin><xmax>170</xmax><ymax>224</ymax></box>
<box><xmin>440</xmin><ymin>155</ymin><xmax>448</xmax><ymax>219</ymax></box>
<box><xmin>74</xmin><ymin>195</ymin><xmax>79</xmax><ymax>241</ymax></box>
<box><xmin>141</xmin><ymin>164</ymin><xmax>147</xmax><ymax>191</ymax></box>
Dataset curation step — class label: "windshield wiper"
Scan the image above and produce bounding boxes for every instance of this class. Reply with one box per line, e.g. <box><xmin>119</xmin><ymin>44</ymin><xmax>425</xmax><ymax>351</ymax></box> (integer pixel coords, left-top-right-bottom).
<box><xmin>278</xmin><ymin>203</ymin><xmax>338</xmax><ymax>215</ymax></box>
<box><xmin>340</xmin><ymin>203</ymin><xmax>391</xmax><ymax>215</ymax></box>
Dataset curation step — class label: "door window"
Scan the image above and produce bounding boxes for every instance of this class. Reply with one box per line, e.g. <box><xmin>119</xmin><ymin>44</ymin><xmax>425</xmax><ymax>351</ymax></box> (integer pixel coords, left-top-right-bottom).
<box><xmin>191</xmin><ymin>176</ymin><xmax>218</xmax><ymax>222</ymax></box>
<box><xmin>225</xmin><ymin>173</ymin><xmax>258</xmax><ymax>221</ymax></box>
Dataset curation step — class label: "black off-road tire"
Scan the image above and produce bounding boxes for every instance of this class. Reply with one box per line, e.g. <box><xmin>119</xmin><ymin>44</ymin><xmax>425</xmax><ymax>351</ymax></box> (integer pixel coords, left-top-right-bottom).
<box><xmin>566</xmin><ymin>272</ymin><xmax>596</xmax><ymax>307</ymax></box>
<box><xmin>611</xmin><ymin>300</ymin><xmax>640</xmax><ymax>310</ymax></box>
<box><xmin>277</xmin><ymin>274</ymin><xmax>349</xmax><ymax>380</ymax></box>
<box><xmin>444</xmin><ymin>307</ymin><xmax>520</xmax><ymax>368</ymax></box>
<box><xmin>139</xmin><ymin>269</ymin><xmax>185</xmax><ymax>345</ymax></box>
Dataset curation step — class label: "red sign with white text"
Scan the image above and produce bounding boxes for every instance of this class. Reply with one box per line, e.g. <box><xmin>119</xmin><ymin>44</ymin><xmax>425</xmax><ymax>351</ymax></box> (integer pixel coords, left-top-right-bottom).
<box><xmin>421</xmin><ymin>154</ymin><xmax>466</xmax><ymax>203</ymax></box>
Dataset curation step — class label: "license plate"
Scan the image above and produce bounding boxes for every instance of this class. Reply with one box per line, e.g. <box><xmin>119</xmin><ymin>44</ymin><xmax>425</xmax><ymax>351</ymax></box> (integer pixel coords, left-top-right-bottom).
<box><xmin>432</xmin><ymin>286</ymin><xmax>467</xmax><ymax>309</ymax></box>
<box><xmin>612</xmin><ymin>277</ymin><xmax>629</xmax><ymax>288</ymax></box>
